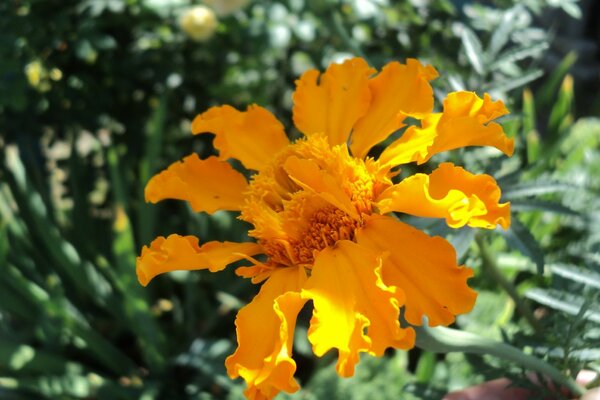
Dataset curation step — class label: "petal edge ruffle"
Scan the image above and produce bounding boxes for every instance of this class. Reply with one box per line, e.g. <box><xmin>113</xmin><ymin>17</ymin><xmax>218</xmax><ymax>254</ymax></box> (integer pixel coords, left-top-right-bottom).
<box><xmin>292</xmin><ymin>58</ymin><xmax>375</xmax><ymax>147</ymax></box>
<box><xmin>226</xmin><ymin>266</ymin><xmax>307</xmax><ymax>400</ymax></box>
<box><xmin>376</xmin><ymin>162</ymin><xmax>510</xmax><ymax>229</ymax></box>
<box><xmin>379</xmin><ymin>92</ymin><xmax>513</xmax><ymax>166</ymax></box>
<box><xmin>350</xmin><ymin>59</ymin><xmax>438</xmax><ymax>159</ymax></box>
<box><xmin>356</xmin><ymin>215</ymin><xmax>477</xmax><ymax>327</ymax></box>
<box><xmin>191</xmin><ymin>104</ymin><xmax>289</xmax><ymax>171</ymax></box>
<box><xmin>136</xmin><ymin>234</ymin><xmax>262</xmax><ymax>286</ymax></box>
<box><xmin>302</xmin><ymin>241</ymin><xmax>415</xmax><ymax>377</ymax></box>
<box><xmin>145</xmin><ymin>154</ymin><xmax>248</xmax><ymax>213</ymax></box>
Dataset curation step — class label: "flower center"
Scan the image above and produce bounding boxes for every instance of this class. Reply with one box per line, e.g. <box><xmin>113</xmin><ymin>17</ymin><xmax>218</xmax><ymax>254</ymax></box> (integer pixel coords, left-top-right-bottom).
<box><xmin>240</xmin><ymin>136</ymin><xmax>389</xmax><ymax>268</ymax></box>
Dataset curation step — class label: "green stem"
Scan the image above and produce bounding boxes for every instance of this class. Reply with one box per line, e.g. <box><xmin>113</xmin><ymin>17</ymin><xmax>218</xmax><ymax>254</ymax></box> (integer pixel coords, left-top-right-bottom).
<box><xmin>415</xmin><ymin>324</ymin><xmax>585</xmax><ymax>397</ymax></box>
<box><xmin>476</xmin><ymin>234</ymin><xmax>543</xmax><ymax>335</ymax></box>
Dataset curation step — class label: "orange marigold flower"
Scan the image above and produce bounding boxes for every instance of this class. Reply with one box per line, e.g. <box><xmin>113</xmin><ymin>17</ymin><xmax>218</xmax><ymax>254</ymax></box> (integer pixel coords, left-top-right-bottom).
<box><xmin>137</xmin><ymin>57</ymin><xmax>513</xmax><ymax>399</ymax></box>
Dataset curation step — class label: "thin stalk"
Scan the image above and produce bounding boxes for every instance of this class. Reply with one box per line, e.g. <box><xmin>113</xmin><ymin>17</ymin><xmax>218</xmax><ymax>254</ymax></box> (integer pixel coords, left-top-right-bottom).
<box><xmin>476</xmin><ymin>234</ymin><xmax>543</xmax><ymax>335</ymax></box>
<box><xmin>415</xmin><ymin>324</ymin><xmax>585</xmax><ymax>397</ymax></box>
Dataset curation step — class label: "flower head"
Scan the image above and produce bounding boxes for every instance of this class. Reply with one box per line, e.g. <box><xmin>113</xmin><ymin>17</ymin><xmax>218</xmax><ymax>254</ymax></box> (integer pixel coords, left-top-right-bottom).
<box><xmin>137</xmin><ymin>57</ymin><xmax>513</xmax><ymax>399</ymax></box>
<box><xmin>179</xmin><ymin>5</ymin><xmax>218</xmax><ymax>42</ymax></box>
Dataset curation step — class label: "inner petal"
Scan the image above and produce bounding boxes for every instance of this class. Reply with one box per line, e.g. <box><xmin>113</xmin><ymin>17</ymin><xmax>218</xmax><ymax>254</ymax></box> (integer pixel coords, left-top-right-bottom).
<box><xmin>302</xmin><ymin>240</ymin><xmax>415</xmax><ymax>377</ymax></box>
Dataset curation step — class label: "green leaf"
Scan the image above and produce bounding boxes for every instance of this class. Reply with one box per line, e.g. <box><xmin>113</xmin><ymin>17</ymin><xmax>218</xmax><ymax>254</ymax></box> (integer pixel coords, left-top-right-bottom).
<box><xmin>138</xmin><ymin>94</ymin><xmax>167</xmax><ymax>246</ymax></box>
<box><xmin>502</xmin><ymin>180</ymin><xmax>578</xmax><ymax>199</ymax></box>
<box><xmin>449</xmin><ymin>227</ymin><xmax>476</xmax><ymax>260</ymax></box>
<box><xmin>490</xmin><ymin>41</ymin><xmax>549</xmax><ymax>70</ymax></box>
<box><xmin>526</xmin><ymin>288</ymin><xmax>600</xmax><ymax>323</ymax></box>
<box><xmin>485</xmin><ymin>69</ymin><xmax>544</xmax><ymax>93</ymax></box>
<box><xmin>549</xmin><ymin>264</ymin><xmax>600</xmax><ymax>290</ymax></box>
<box><xmin>509</xmin><ymin>199</ymin><xmax>580</xmax><ymax>216</ymax></box>
<box><xmin>4</xmin><ymin>147</ymin><xmax>108</xmax><ymax>306</ymax></box>
<box><xmin>461</xmin><ymin>27</ymin><xmax>485</xmax><ymax>75</ymax></box>
<box><xmin>487</xmin><ymin>8</ymin><xmax>515</xmax><ymax>58</ymax></box>
<box><xmin>415</xmin><ymin>351</ymin><xmax>436</xmax><ymax>383</ymax></box>
<box><xmin>0</xmin><ymin>223</ymin><xmax>7</xmax><ymax>269</ymax></box>
<box><xmin>548</xmin><ymin>75</ymin><xmax>574</xmax><ymax>136</ymax></box>
<box><xmin>499</xmin><ymin>218</ymin><xmax>544</xmax><ymax>274</ymax></box>
<box><xmin>0</xmin><ymin>341</ymin><xmax>73</xmax><ymax>374</ymax></box>
<box><xmin>106</xmin><ymin>145</ymin><xmax>165</xmax><ymax>367</ymax></box>
<box><xmin>537</xmin><ymin>51</ymin><xmax>577</xmax><ymax>108</ymax></box>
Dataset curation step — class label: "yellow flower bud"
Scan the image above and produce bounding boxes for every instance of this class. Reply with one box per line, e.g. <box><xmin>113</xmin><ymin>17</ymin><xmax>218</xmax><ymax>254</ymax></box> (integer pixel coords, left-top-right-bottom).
<box><xmin>179</xmin><ymin>6</ymin><xmax>218</xmax><ymax>42</ymax></box>
<box><xmin>24</xmin><ymin>60</ymin><xmax>43</xmax><ymax>87</ymax></box>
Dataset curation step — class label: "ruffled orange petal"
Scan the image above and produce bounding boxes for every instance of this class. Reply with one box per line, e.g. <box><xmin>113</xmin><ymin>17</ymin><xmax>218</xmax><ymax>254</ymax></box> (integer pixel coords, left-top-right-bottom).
<box><xmin>225</xmin><ymin>266</ymin><xmax>307</xmax><ymax>400</ymax></box>
<box><xmin>292</xmin><ymin>58</ymin><xmax>375</xmax><ymax>147</ymax></box>
<box><xmin>302</xmin><ymin>241</ymin><xmax>415</xmax><ymax>377</ymax></box>
<box><xmin>350</xmin><ymin>59</ymin><xmax>438</xmax><ymax>159</ymax></box>
<box><xmin>356</xmin><ymin>215</ymin><xmax>477</xmax><ymax>327</ymax></box>
<box><xmin>283</xmin><ymin>155</ymin><xmax>359</xmax><ymax>219</ymax></box>
<box><xmin>136</xmin><ymin>234</ymin><xmax>263</xmax><ymax>286</ymax></box>
<box><xmin>191</xmin><ymin>105</ymin><xmax>289</xmax><ymax>171</ymax></box>
<box><xmin>376</xmin><ymin>162</ymin><xmax>510</xmax><ymax>229</ymax></box>
<box><xmin>145</xmin><ymin>154</ymin><xmax>248</xmax><ymax>213</ymax></box>
<box><xmin>379</xmin><ymin>92</ymin><xmax>513</xmax><ymax>166</ymax></box>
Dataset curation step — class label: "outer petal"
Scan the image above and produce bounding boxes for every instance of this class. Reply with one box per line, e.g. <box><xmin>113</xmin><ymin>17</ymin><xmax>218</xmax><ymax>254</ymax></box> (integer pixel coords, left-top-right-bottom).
<box><xmin>379</xmin><ymin>92</ymin><xmax>513</xmax><ymax>166</ymax></box>
<box><xmin>136</xmin><ymin>234</ymin><xmax>263</xmax><ymax>286</ymax></box>
<box><xmin>145</xmin><ymin>154</ymin><xmax>248</xmax><ymax>213</ymax></box>
<box><xmin>302</xmin><ymin>241</ymin><xmax>415</xmax><ymax>377</ymax></box>
<box><xmin>376</xmin><ymin>162</ymin><xmax>510</xmax><ymax>229</ymax></box>
<box><xmin>292</xmin><ymin>57</ymin><xmax>375</xmax><ymax>147</ymax></box>
<box><xmin>226</xmin><ymin>266</ymin><xmax>308</xmax><ymax>400</ymax></box>
<box><xmin>283</xmin><ymin>155</ymin><xmax>359</xmax><ymax>219</ymax></box>
<box><xmin>356</xmin><ymin>215</ymin><xmax>477</xmax><ymax>327</ymax></box>
<box><xmin>350</xmin><ymin>59</ymin><xmax>438</xmax><ymax>159</ymax></box>
<box><xmin>191</xmin><ymin>104</ymin><xmax>289</xmax><ymax>171</ymax></box>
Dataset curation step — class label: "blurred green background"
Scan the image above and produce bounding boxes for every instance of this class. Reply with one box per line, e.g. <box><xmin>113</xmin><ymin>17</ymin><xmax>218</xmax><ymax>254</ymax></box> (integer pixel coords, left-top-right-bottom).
<box><xmin>1</xmin><ymin>0</ymin><xmax>600</xmax><ymax>398</ymax></box>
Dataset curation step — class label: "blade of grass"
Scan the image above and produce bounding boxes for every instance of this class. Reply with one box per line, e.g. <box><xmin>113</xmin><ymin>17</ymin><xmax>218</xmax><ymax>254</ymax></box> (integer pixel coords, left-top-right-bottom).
<box><xmin>106</xmin><ymin>145</ymin><xmax>165</xmax><ymax>367</ymax></box>
<box><xmin>138</xmin><ymin>94</ymin><xmax>167</xmax><ymax>246</ymax></box>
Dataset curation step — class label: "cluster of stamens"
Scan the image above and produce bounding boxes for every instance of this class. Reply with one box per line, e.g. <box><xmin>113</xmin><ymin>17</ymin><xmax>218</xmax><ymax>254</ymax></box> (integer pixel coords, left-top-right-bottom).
<box><xmin>240</xmin><ymin>136</ymin><xmax>385</xmax><ymax>270</ymax></box>
<box><xmin>261</xmin><ymin>206</ymin><xmax>361</xmax><ymax>267</ymax></box>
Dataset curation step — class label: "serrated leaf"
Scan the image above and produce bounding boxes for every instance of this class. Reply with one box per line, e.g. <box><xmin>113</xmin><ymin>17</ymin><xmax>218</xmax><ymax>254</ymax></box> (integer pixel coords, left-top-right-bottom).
<box><xmin>526</xmin><ymin>288</ymin><xmax>600</xmax><ymax>323</ymax></box>
<box><xmin>499</xmin><ymin>218</ymin><xmax>544</xmax><ymax>274</ymax></box>
<box><xmin>491</xmin><ymin>41</ymin><xmax>549</xmax><ymax>70</ymax></box>
<box><xmin>461</xmin><ymin>27</ymin><xmax>485</xmax><ymax>75</ymax></box>
<box><xmin>485</xmin><ymin>69</ymin><xmax>543</xmax><ymax>93</ymax></box>
<box><xmin>488</xmin><ymin>6</ymin><xmax>522</xmax><ymax>58</ymax></box>
<box><xmin>549</xmin><ymin>264</ymin><xmax>600</xmax><ymax>290</ymax></box>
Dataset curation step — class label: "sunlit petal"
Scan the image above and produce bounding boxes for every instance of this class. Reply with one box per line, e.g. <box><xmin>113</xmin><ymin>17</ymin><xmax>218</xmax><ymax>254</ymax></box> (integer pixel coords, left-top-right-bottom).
<box><xmin>136</xmin><ymin>234</ymin><xmax>263</xmax><ymax>286</ymax></box>
<box><xmin>302</xmin><ymin>241</ymin><xmax>415</xmax><ymax>377</ymax></box>
<box><xmin>145</xmin><ymin>154</ymin><xmax>248</xmax><ymax>213</ymax></box>
<box><xmin>226</xmin><ymin>266</ymin><xmax>307</xmax><ymax>400</ymax></box>
<box><xmin>293</xmin><ymin>58</ymin><xmax>375</xmax><ymax>146</ymax></box>
<box><xmin>356</xmin><ymin>215</ymin><xmax>477</xmax><ymax>327</ymax></box>
<box><xmin>192</xmin><ymin>104</ymin><xmax>289</xmax><ymax>171</ymax></box>
<box><xmin>379</xmin><ymin>92</ymin><xmax>513</xmax><ymax>166</ymax></box>
<box><xmin>376</xmin><ymin>162</ymin><xmax>510</xmax><ymax>229</ymax></box>
<box><xmin>350</xmin><ymin>59</ymin><xmax>438</xmax><ymax>159</ymax></box>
